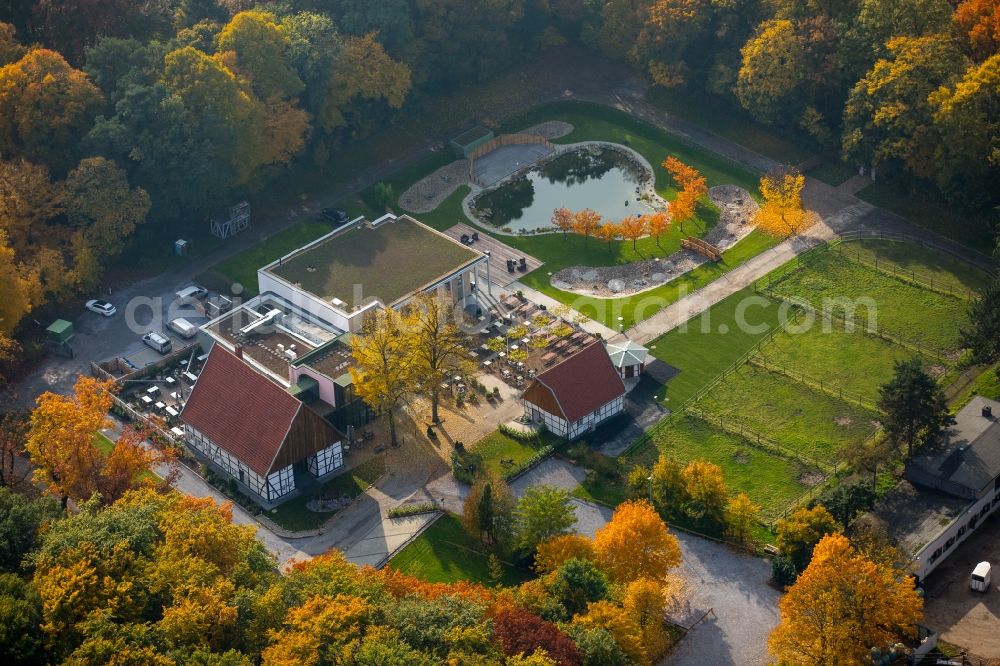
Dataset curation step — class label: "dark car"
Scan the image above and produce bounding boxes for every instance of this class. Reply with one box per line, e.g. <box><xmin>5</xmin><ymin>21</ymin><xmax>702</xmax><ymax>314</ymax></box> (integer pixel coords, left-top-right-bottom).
<box><xmin>321</xmin><ymin>208</ymin><xmax>349</xmax><ymax>225</ymax></box>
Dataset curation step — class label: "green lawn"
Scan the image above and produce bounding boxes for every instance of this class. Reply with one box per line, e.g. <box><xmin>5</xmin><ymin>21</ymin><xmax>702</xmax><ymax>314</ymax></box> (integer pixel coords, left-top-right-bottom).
<box><xmin>388</xmin><ymin>512</ymin><xmax>532</xmax><ymax>586</ymax></box>
<box><xmin>417</xmin><ymin>186</ymin><xmax>472</xmax><ymax>232</ymax></box>
<box><xmin>644</xmin><ymin>87</ymin><xmax>815</xmax><ymax>165</ymax></box>
<box><xmin>644</xmin><ymin>414</ymin><xmax>819</xmax><ymax>521</ymax></box>
<box><xmin>208</xmin><ymin>220</ymin><xmax>334</xmax><ymax>295</ymax></box>
<box><xmin>837</xmin><ymin>239</ymin><xmax>994</xmax><ymax>297</ymax></box>
<box><xmin>460</xmin><ymin>429</ymin><xmax>557</xmax><ymax>479</ymax></box>
<box><xmin>807</xmin><ymin>159</ymin><xmax>857</xmax><ymax>187</ymax></box>
<box><xmin>267</xmin><ymin>455</ymin><xmax>386</xmax><ymax>532</ymax></box>
<box><xmin>857</xmin><ymin>181</ymin><xmax>997</xmax><ymax>254</ymax></box>
<box><xmin>757</xmin><ymin>323</ymin><xmax>941</xmax><ymax>404</ymax></box>
<box><xmin>646</xmin><ymin>287</ymin><xmax>785</xmax><ymax>407</ymax></box>
<box><xmin>694</xmin><ymin>364</ymin><xmax>880</xmax><ymax>466</ymax></box>
<box><xmin>765</xmin><ymin>250</ymin><xmax>970</xmax><ymax>355</ymax></box>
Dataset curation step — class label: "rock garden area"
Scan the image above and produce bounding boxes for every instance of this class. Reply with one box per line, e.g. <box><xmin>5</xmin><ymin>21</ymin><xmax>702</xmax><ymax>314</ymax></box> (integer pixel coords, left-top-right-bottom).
<box><xmin>551</xmin><ymin>184</ymin><xmax>759</xmax><ymax>297</ymax></box>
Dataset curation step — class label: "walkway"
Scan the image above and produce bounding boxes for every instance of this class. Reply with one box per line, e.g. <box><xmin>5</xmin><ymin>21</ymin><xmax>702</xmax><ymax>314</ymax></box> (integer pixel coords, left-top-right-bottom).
<box><xmin>505</xmin><ymin>279</ymin><xmax>619</xmax><ymax>339</ymax></box>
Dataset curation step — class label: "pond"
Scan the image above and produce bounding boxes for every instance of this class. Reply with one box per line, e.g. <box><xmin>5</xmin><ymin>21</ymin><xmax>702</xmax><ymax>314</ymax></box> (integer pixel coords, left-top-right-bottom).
<box><xmin>472</xmin><ymin>146</ymin><xmax>654</xmax><ymax>233</ymax></box>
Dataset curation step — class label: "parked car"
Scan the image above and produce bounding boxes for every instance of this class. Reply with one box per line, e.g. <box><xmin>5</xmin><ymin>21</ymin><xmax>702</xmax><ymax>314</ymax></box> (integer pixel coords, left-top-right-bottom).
<box><xmin>322</xmin><ymin>208</ymin><xmax>349</xmax><ymax>224</ymax></box>
<box><xmin>167</xmin><ymin>317</ymin><xmax>198</xmax><ymax>339</ymax></box>
<box><xmin>142</xmin><ymin>331</ymin><xmax>172</xmax><ymax>354</ymax></box>
<box><xmin>971</xmin><ymin>561</ymin><xmax>992</xmax><ymax>592</ymax></box>
<box><xmin>85</xmin><ymin>299</ymin><xmax>117</xmax><ymax>317</ymax></box>
<box><xmin>175</xmin><ymin>284</ymin><xmax>208</xmax><ymax>301</ymax></box>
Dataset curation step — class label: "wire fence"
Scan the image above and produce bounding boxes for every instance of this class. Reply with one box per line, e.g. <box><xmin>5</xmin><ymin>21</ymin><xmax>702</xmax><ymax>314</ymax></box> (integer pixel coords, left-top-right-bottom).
<box><xmin>833</xmin><ymin>242</ymin><xmax>981</xmax><ymax>302</ymax></box>
<box><xmin>747</xmin><ymin>356</ymin><xmax>879</xmax><ymax>412</ymax></box>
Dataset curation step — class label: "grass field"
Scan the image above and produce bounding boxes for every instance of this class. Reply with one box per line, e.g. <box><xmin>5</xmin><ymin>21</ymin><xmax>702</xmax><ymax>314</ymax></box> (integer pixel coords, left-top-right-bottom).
<box><xmin>268</xmin><ymin>455</ymin><xmax>386</xmax><ymax>532</ymax></box>
<box><xmin>388</xmin><ymin>512</ymin><xmax>532</xmax><ymax>586</ymax></box>
<box><xmin>209</xmin><ymin>220</ymin><xmax>333</xmax><ymax>295</ymax></box>
<box><xmin>757</xmin><ymin>323</ymin><xmax>941</xmax><ymax>404</ymax></box>
<box><xmin>838</xmin><ymin>239</ymin><xmax>994</xmax><ymax>297</ymax></box>
<box><xmin>268</xmin><ymin>216</ymin><xmax>479</xmax><ymax>307</ymax></box>
<box><xmin>94</xmin><ymin>433</ymin><xmax>161</xmax><ymax>484</ymax></box>
<box><xmin>644</xmin><ymin>414</ymin><xmax>819</xmax><ymax>521</ymax></box>
<box><xmin>644</xmin><ymin>87</ymin><xmax>814</xmax><ymax>165</ymax></box>
<box><xmin>646</xmin><ymin>287</ymin><xmax>785</xmax><ymax>407</ymax></box>
<box><xmin>461</xmin><ymin>429</ymin><xmax>557</xmax><ymax>479</ymax></box>
<box><xmin>857</xmin><ymin>181</ymin><xmax>996</xmax><ymax>254</ymax></box>
<box><xmin>766</xmin><ymin>250</ymin><xmax>970</xmax><ymax>355</ymax></box>
<box><xmin>695</xmin><ymin>364</ymin><xmax>879</xmax><ymax>466</ymax></box>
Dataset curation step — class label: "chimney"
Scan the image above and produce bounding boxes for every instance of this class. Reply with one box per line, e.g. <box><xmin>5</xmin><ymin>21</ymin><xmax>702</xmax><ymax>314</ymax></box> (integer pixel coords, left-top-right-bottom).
<box><xmin>234</xmin><ymin>344</ymin><xmax>243</xmax><ymax>360</ymax></box>
<box><xmin>984</xmin><ymin>404</ymin><xmax>993</xmax><ymax>418</ymax></box>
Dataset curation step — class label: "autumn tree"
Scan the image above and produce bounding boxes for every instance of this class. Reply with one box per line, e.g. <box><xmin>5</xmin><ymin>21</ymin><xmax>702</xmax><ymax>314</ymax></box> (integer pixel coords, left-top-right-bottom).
<box><xmin>646</xmin><ymin>211</ymin><xmax>671</xmax><ymax>248</ymax></box>
<box><xmin>754</xmin><ymin>170</ymin><xmax>814</xmax><ymax>237</ymax></box>
<box><xmin>0</xmin><ymin>48</ymin><xmax>102</xmax><ymax>168</ymax></box>
<box><xmin>725</xmin><ymin>493</ymin><xmax>760</xmax><ymax>548</ymax></box>
<box><xmin>514</xmin><ymin>485</ymin><xmax>576</xmax><ymax>555</ymax></box>
<box><xmin>462</xmin><ymin>474</ymin><xmax>515</xmax><ymax>549</ymax></box>
<box><xmin>350</xmin><ymin>308</ymin><xmax>413</xmax><ymax>447</ymax></box>
<box><xmin>662</xmin><ymin>157</ymin><xmax>706</xmax><ymax>233</ymax></box>
<box><xmin>492</xmin><ymin>606</ymin><xmax>582</xmax><ymax>666</ymax></box>
<box><xmin>768</xmin><ymin>533</ymin><xmax>923</xmax><ymax>665</ymax></box>
<box><xmin>775</xmin><ymin>505</ymin><xmax>841</xmax><ymax>575</ymax></box>
<box><xmin>216</xmin><ymin>10</ymin><xmax>304</xmax><ymax>100</ymax></box>
<box><xmin>262</xmin><ymin>594</ymin><xmax>371</xmax><ymax>666</ymax></box>
<box><xmin>681</xmin><ymin>460</ymin><xmax>728</xmax><ymax>530</ymax></box>
<box><xmin>955</xmin><ymin>0</ymin><xmax>1000</xmax><ymax>61</ymax></box>
<box><xmin>877</xmin><ymin>358</ymin><xmax>953</xmax><ymax>456</ymax></box>
<box><xmin>25</xmin><ymin>376</ymin><xmax>159</xmax><ymax>508</ymax></box>
<box><xmin>594</xmin><ymin>500</ymin><xmax>681</xmax><ymax>584</ymax></box>
<box><xmin>571</xmin><ymin>209</ymin><xmax>601</xmax><ymax>245</ymax></box>
<box><xmin>649</xmin><ymin>454</ymin><xmax>685</xmax><ymax>520</ymax></box>
<box><xmin>571</xmin><ymin>600</ymin><xmax>646</xmax><ymax>666</ymax></box>
<box><xmin>551</xmin><ymin>207</ymin><xmax>575</xmax><ymax>238</ymax></box>
<box><xmin>623</xmin><ymin>577</ymin><xmax>672</xmax><ymax>662</ymax></box>
<box><xmin>534</xmin><ymin>535</ymin><xmax>597</xmax><ymax>574</ymax></box>
<box><xmin>406</xmin><ymin>293</ymin><xmax>474</xmax><ymax>423</ymax></box>
<box><xmin>595</xmin><ymin>221</ymin><xmax>620</xmax><ymax>251</ymax></box>
<box><xmin>0</xmin><ymin>229</ymin><xmax>39</xmax><ymax>338</ymax></box>
<box><xmin>618</xmin><ymin>215</ymin><xmax>647</xmax><ymax>252</ymax></box>
<box><xmin>0</xmin><ymin>22</ymin><xmax>25</xmax><ymax>66</ymax></box>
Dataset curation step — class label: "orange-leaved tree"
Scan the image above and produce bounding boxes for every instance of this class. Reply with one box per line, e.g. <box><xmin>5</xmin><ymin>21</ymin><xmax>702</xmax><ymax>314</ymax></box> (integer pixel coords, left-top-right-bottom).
<box><xmin>26</xmin><ymin>376</ymin><xmax>159</xmax><ymax>507</ymax></box>
<box><xmin>619</xmin><ymin>215</ymin><xmax>647</xmax><ymax>251</ymax></box>
<box><xmin>593</xmin><ymin>499</ymin><xmax>681</xmax><ymax>584</ymax></box>
<box><xmin>768</xmin><ymin>533</ymin><xmax>923</xmax><ymax>665</ymax></box>
<box><xmin>662</xmin><ymin>156</ymin><xmax>707</xmax><ymax>233</ymax></box>
<box><xmin>572</xmin><ymin>208</ymin><xmax>601</xmax><ymax>245</ymax></box>
<box><xmin>646</xmin><ymin>211</ymin><xmax>672</xmax><ymax>248</ymax></box>
<box><xmin>595</xmin><ymin>220</ymin><xmax>620</xmax><ymax>252</ymax></box>
<box><xmin>754</xmin><ymin>170</ymin><xmax>814</xmax><ymax>237</ymax></box>
<box><xmin>551</xmin><ymin>207</ymin><xmax>575</xmax><ymax>238</ymax></box>
<box><xmin>533</xmin><ymin>534</ymin><xmax>597</xmax><ymax>574</ymax></box>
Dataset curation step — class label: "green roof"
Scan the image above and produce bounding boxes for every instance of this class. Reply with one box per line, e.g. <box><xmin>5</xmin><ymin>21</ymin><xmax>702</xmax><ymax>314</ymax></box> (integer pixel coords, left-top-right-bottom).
<box><xmin>46</xmin><ymin>319</ymin><xmax>73</xmax><ymax>343</ymax></box>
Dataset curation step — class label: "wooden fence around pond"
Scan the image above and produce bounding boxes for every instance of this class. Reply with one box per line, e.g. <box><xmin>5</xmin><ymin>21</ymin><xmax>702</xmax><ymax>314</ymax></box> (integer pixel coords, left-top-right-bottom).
<box><xmin>467</xmin><ymin>133</ymin><xmax>556</xmax><ymax>186</ymax></box>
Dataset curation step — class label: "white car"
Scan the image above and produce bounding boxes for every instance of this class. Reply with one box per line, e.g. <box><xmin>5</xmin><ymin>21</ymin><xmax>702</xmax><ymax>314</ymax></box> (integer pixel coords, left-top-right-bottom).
<box><xmin>85</xmin><ymin>299</ymin><xmax>117</xmax><ymax>317</ymax></box>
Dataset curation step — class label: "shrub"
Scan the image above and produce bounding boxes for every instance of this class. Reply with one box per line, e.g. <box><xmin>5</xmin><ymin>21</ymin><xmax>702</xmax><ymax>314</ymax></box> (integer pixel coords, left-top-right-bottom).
<box><xmin>387</xmin><ymin>503</ymin><xmax>437</xmax><ymax>518</ymax></box>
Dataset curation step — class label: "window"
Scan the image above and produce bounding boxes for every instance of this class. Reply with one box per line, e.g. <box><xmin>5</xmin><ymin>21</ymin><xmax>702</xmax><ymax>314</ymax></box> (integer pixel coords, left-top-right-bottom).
<box><xmin>945</xmin><ymin>536</ymin><xmax>956</xmax><ymax>550</ymax></box>
<box><xmin>958</xmin><ymin>525</ymin><xmax>967</xmax><ymax>538</ymax></box>
<box><xmin>929</xmin><ymin>548</ymin><xmax>942</xmax><ymax>563</ymax></box>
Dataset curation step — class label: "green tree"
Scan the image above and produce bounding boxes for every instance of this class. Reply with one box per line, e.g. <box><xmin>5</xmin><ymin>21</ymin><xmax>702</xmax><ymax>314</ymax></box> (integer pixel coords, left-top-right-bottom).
<box><xmin>462</xmin><ymin>474</ymin><xmax>514</xmax><ymax>549</ymax></box>
<box><xmin>724</xmin><ymin>492</ymin><xmax>760</xmax><ymax>548</ymax></box>
<box><xmin>551</xmin><ymin>558</ymin><xmax>609</xmax><ymax>617</ymax></box>
<box><xmin>515</xmin><ymin>485</ymin><xmax>577</xmax><ymax>555</ymax></box>
<box><xmin>650</xmin><ymin>455</ymin><xmax>685</xmax><ymax>520</ymax></box>
<box><xmin>681</xmin><ymin>460</ymin><xmax>728</xmax><ymax>530</ymax></box>
<box><xmin>0</xmin><ymin>572</ymin><xmax>44</xmax><ymax>664</ymax></box>
<box><xmin>962</xmin><ymin>279</ymin><xmax>1000</xmax><ymax>363</ymax></box>
<box><xmin>775</xmin><ymin>505</ymin><xmax>840</xmax><ymax>574</ymax></box>
<box><xmin>0</xmin><ymin>488</ymin><xmax>60</xmax><ymax>573</ymax></box>
<box><xmin>63</xmin><ymin>157</ymin><xmax>151</xmax><ymax>261</ymax></box>
<box><xmin>877</xmin><ymin>358</ymin><xmax>953</xmax><ymax>456</ymax></box>
<box><xmin>216</xmin><ymin>10</ymin><xmax>304</xmax><ymax>100</ymax></box>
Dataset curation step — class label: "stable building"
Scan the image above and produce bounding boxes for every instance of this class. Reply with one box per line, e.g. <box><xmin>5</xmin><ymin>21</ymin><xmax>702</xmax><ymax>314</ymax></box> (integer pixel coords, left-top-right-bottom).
<box><xmin>606</xmin><ymin>339</ymin><xmax>648</xmax><ymax>380</ymax></box>
<box><xmin>861</xmin><ymin>396</ymin><xmax>1000</xmax><ymax>582</ymax></box>
<box><xmin>180</xmin><ymin>345</ymin><xmax>347</xmax><ymax>507</ymax></box>
<box><xmin>521</xmin><ymin>341</ymin><xmax>626</xmax><ymax>439</ymax></box>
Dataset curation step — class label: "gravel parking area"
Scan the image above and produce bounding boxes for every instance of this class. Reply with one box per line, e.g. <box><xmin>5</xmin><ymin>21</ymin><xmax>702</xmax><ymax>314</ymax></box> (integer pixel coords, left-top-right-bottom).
<box><xmin>666</xmin><ymin>532</ymin><xmax>779</xmax><ymax>666</ymax></box>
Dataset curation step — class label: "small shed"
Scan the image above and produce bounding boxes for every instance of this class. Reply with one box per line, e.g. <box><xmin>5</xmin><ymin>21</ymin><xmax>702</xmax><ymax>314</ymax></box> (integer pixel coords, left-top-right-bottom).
<box><xmin>46</xmin><ymin>319</ymin><xmax>74</xmax><ymax>345</ymax></box>
<box><xmin>451</xmin><ymin>126</ymin><xmax>495</xmax><ymax>158</ymax></box>
<box><xmin>606</xmin><ymin>339</ymin><xmax>648</xmax><ymax>379</ymax></box>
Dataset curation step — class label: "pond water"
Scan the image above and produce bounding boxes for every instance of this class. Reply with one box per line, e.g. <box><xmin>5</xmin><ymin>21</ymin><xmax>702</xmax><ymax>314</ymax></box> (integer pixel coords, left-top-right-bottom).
<box><xmin>473</xmin><ymin>147</ymin><xmax>654</xmax><ymax>232</ymax></box>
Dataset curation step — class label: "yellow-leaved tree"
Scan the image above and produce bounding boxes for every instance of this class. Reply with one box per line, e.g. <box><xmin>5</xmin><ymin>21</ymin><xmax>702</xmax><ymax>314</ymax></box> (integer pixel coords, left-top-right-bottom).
<box><xmin>262</xmin><ymin>594</ymin><xmax>371</xmax><ymax>666</ymax></box>
<box><xmin>533</xmin><ymin>534</ymin><xmax>597</xmax><ymax>574</ymax></box>
<box><xmin>405</xmin><ymin>293</ymin><xmax>473</xmax><ymax>423</ymax></box>
<box><xmin>350</xmin><ymin>308</ymin><xmax>413</xmax><ymax>447</ymax></box>
<box><xmin>768</xmin><ymin>533</ymin><xmax>923</xmax><ymax>665</ymax></box>
<box><xmin>26</xmin><ymin>376</ymin><xmax>160</xmax><ymax>508</ymax></box>
<box><xmin>754</xmin><ymin>170</ymin><xmax>815</xmax><ymax>237</ymax></box>
<box><xmin>593</xmin><ymin>499</ymin><xmax>681</xmax><ymax>584</ymax></box>
<box><xmin>551</xmin><ymin>207</ymin><xmax>575</xmax><ymax>238</ymax></box>
<box><xmin>572</xmin><ymin>209</ymin><xmax>601</xmax><ymax>245</ymax></box>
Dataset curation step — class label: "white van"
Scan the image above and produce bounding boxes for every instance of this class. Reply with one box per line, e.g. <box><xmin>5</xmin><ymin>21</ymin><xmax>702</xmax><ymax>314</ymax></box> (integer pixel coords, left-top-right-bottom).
<box><xmin>167</xmin><ymin>317</ymin><xmax>198</xmax><ymax>339</ymax></box>
<box><xmin>971</xmin><ymin>561</ymin><xmax>992</xmax><ymax>592</ymax></box>
<box><xmin>142</xmin><ymin>331</ymin><xmax>172</xmax><ymax>354</ymax></box>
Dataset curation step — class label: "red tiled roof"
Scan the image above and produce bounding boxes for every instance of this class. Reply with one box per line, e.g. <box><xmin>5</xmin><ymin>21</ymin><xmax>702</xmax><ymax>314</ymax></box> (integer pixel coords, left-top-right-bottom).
<box><xmin>181</xmin><ymin>346</ymin><xmax>302</xmax><ymax>476</ymax></box>
<box><xmin>524</xmin><ymin>340</ymin><xmax>625</xmax><ymax>422</ymax></box>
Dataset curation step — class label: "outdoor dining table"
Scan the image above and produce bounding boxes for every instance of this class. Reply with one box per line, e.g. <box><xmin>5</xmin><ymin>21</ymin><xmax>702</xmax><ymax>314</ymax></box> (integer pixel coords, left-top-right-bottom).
<box><xmin>141</xmin><ymin>395</ymin><xmax>153</xmax><ymax>405</ymax></box>
<box><xmin>170</xmin><ymin>427</ymin><xmax>185</xmax><ymax>438</ymax></box>
<box><xmin>154</xmin><ymin>401</ymin><xmax>166</xmax><ymax>411</ymax></box>
<box><xmin>483</xmin><ymin>360</ymin><xmax>493</xmax><ymax>368</ymax></box>
<box><xmin>164</xmin><ymin>376</ymin><xmax>176</xmax><ymax>386</ymax></box>
<box><xmin>165</xmin><ymin>406</ymin><xmax>179</xmax><ymax>417</ymax></box>
<box><xmin>183</xmin><ymin>371</ymin><xmax>198</xmax><ymax>383</ymax></box>
<box><xmin>146</xmin><ymin>386</ymin><xmax>160</xmax><ymax>395</ymax></box>
<box><xmin>510</xmin><ymin>344</ymin><xmax>519</xmax><ymax>351</ymax></box>
<box><xmin>169</xmin><ymin>391</ymin><xmax>179</xmax><ymax>400</ymax></box>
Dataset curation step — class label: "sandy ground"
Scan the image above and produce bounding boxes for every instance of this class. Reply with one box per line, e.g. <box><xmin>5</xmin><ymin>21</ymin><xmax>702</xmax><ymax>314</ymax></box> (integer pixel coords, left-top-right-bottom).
<box><xmin>923</xmin><ymin>511</ymin><xmax>1000</xmax><ymax>662</ymax></box>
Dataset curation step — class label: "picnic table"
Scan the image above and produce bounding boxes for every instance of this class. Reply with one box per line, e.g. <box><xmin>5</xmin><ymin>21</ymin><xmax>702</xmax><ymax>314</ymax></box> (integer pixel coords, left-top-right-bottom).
<box><xmin>141</xmin><ymin>395</ymin><xmax>153</xmax><ymax>405</ymax></box>
<box><xmin>154</xmin><ymin>401</ymin><xmax>166</xmax><ymax>411</ymax></box>
<box><xmin>164</xmin><ymin>376</ymin><xmax>176</xmax><ymax>386</ymax></box>
<box><xmin>170</xmin><ymin>426</ymin><xmax>185</xmax><ymax>438</ymax></box>
<box><xmin>183</xmin><ymin>371</ymin><xmax>198</xmax><ymax>383</ymax></box>
<box><xmin>165</xmin><ymin>406</ymin><xmax>179</xmax><ymax>417</ymax></box>
<box><xmin>146</xmin><ymin>386</ymin><xmax>160</xmax><ymax>395</ymax></box>
<box><xmin>483</xmin><ymin>360</ymin><xmax>493</xmax><ymax>368</ymax></box>
<box><xmin>542</xmin><ymin>352</ymin><xmax>557</xmax><ymax>364</ymax></box>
